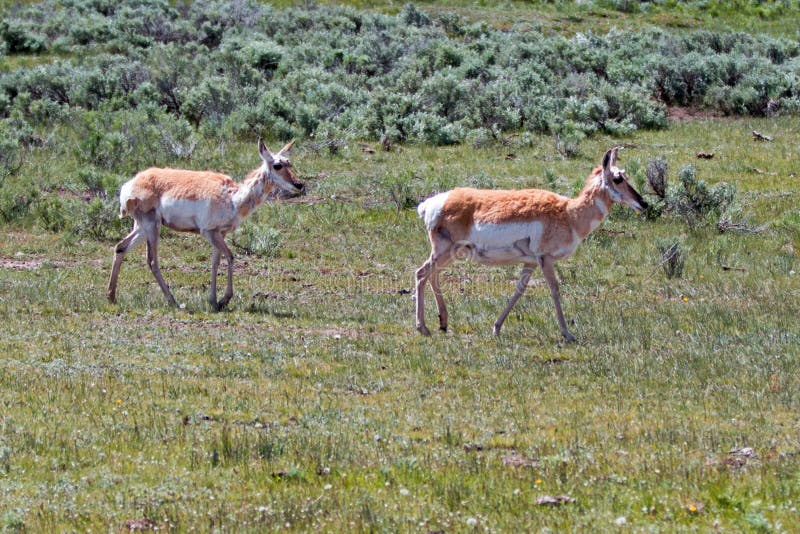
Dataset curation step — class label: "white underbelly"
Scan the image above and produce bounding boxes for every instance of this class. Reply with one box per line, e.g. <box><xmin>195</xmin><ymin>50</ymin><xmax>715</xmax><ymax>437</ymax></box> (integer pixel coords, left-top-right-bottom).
<box><xmin>462</xmin><ymin>221</ymin><xmax>579</xmax><ymax>263</ymax></box>
<box><xmin>468</xmin><ymin>221</ymin><xmax>543</xmax><ymax>249</ymax></box>
<box><xmin>159</xmin><ymin>197</ymin><xmax>236</xmax><ymax>232</ymax></box>
<box><xmin>465</xmin><ymin>221</ymin><xmax>542</xmax><ymax>264</ymax></box>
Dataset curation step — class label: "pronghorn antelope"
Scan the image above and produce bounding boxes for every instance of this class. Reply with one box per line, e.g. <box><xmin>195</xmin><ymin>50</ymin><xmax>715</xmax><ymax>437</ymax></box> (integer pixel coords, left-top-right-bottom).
<box><xmin>107</xmin><ymin>139</ymin><xmax>304</xmax><ymax>310</ymax></box>
<box><xmin>415</xmin><ymin>147</ymin><xmax>647</xmax><ymax>342</ymax></box>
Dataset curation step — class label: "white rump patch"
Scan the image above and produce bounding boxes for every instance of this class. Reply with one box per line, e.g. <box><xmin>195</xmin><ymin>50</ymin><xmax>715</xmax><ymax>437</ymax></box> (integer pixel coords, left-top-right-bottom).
<box><xmin>417</xmin><ymin>191</ymin><xmax>449</xmax><ymax>231</ymax></box>
<box><xmin>118</xmin><ymin>179</ymin><xmax>136</xmax><ymax>217</ymax></box>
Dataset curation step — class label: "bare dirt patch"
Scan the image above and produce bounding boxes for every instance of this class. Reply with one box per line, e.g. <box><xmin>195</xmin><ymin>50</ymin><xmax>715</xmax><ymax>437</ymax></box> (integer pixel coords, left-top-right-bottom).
<box><xmin>0</xmin><ymin>257</ymin><xmax>49</xmax><ymax>270</ymax></box>
<box><xmin>0</xmin><ymin>255</ymin><xmax>104</xmax><ymax>270</ymax></box>
<box><xmin>667</xmin><ymin>106</ymin><xmax>724</xmax><ymax>122</ymax></box>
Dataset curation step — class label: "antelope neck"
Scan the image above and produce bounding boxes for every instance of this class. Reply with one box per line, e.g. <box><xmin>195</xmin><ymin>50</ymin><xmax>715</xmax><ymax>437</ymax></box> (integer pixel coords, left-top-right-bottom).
<box><xmin>233</xmin><ymin>169</ymin><xmax>270</xmax><ymax>218</ymax></box>
<box><xmin>568</xmin><ymin>177</ymin><xmax>612</xmax><ymax>239</ymax></box>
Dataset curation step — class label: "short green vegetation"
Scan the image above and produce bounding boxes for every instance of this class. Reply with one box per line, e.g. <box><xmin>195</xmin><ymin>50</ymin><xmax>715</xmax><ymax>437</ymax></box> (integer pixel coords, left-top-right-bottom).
<box><xmin>1</xmin><ymin>0</ymin><xmax>799</xmax><ymax>531</ymax></box>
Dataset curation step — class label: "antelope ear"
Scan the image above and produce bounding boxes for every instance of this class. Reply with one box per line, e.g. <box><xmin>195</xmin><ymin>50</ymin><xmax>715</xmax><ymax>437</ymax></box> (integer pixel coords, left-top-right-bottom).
<box><xmin>602</xmin><ymin>146</ymin><xmax>620</xmax><ymax>178</ymax></box>
<box><xmin>258</xmin><ymin>138</ymin><xmax>274</xmax><ymax>163</ymax></box>
<box><xmin>602</xmin><ymin>148</ymin><xmax>613</xmax><ymax>176</ymax></box>
<box><xmin>279</xmin><ymin>139</ymin><xmax>295</xmax><ymax>154</ymax></box>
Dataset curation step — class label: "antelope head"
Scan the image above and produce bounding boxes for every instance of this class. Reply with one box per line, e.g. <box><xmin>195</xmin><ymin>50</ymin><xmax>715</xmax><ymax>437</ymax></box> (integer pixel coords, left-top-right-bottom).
<box><xmin>602</xmin><ymin>146</ymin><xmax>648</xmax><ymax>213</ymax></box>
<box><xmin>258</xmin><ymin>138</ymin><xmax>305</xmax><ymax>198</ymax></box>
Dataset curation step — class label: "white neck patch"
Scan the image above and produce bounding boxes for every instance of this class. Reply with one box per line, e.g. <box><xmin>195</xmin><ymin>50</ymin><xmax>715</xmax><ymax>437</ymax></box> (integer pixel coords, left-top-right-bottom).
<box><xmin>595</xmin><ymin>197</ymin><xmax>608</xmax><ymax>216</ymax></box>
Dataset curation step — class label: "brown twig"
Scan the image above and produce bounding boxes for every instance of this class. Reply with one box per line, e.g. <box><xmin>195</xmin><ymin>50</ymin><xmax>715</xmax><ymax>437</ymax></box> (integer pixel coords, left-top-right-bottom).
<box><xmin>597</xmin><ymin>228</ymin><xmax>635</xmax><ymax>238</ymax></box>
<box><xmin>752</xmin><ymin>130</ymin><xmax>773</xmax><ymax>142</ymax></box>
<box><xmin>748</xmin><ymin>167</ymin><xmax>777</xmax><ymax>176</ymax></box>
<box><xmin>721</xmin><ymin>264</ymin><xmax>747</xmax><ymax>272</ymax></box>
<box><xmin>718</xmin><ymin>220</ymin><xmax>766</xmax><ymax>234</ymax></box>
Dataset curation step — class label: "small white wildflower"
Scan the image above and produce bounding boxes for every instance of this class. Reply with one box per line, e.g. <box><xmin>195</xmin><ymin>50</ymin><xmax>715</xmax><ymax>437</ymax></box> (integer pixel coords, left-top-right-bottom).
<box><xmin>466</xmin><ymin>517</ymin><xmax>478</xmax><ymax>527</ymax></box>
<box><xmin>323</xmin><ymin>484</ymin><xmax>332</xmax><ymax>490</ymax></box>
<box><xmin>614</xmin><ymin>516</ymin><xmax>627</xmax><ymax>526</ymax></box>
<box><xmin>399</xmin><ymin>488</ymin><xmax>410</xmax><ymax>496</ymax></box>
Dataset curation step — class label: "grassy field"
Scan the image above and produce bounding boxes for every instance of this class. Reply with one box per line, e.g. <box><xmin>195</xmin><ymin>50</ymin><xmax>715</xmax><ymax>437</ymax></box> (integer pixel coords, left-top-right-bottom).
<box><xmin>0</xmin><ymin>114</ymin><xmax>798</xmax><ymax>531</ymax></box>
<box><xmin>263</xmin><ymin>0</ymin><xmax>800</xmax><ymax>36</ymax></box>
<box><xmin>2</xmin><ymin>0</ymin><xmax>800</xmax><ymax>530</ymax></box>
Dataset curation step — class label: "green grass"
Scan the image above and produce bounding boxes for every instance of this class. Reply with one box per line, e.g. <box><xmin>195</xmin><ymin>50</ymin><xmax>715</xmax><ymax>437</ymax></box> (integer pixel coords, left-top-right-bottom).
<box><xmin>0</xmin><ymin>116</ymin><xmax>799</xmax><ymax>531</ymax></box>
<box><xmin>300</xmin><ymin>0</ymin><xmax>800</xmax><ymax>36</ymax></box>
<box><xmin>3</xmin><ymin>0</ymin><xmax>799</xmax><ymax>38</ymax></box>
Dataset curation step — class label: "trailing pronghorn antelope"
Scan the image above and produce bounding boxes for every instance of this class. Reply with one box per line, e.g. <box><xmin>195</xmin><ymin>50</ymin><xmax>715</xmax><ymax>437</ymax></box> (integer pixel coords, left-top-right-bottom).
<box><xmin>107</xmin><ymin>139</ymin><xmax>304</xmax><ymax>310</ymax></box>
<box><xmin>415</xmin><ymin>147</ymin><xmax>647</xmax><ymax>342</ymax></box>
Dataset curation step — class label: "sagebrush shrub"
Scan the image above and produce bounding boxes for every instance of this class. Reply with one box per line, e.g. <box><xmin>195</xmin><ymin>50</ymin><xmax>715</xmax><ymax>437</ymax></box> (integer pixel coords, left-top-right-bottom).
<box><xmin>646</xmin><ymin>156</ymin><xmax>669</xmax><ymax>199</ymax></box>
<box><xmin>181</xmin><ymin>76</ymin><xmax>235</xmax><ymax>126</ymax></box>
<box><xmin>667</xmin><ymin>165</ymin><xmax>737</xmax><ymax>226</ymax></box>
<box><xmin>401</xmin><ymin>3</ymin><xmax>431</xmax><ymax>27</ymax></box>
<box><xmin>0</xmin><ymin>0</ymin><xmax>799</xmax><ymax>194</ymax></box>
<box><xmin>72</xmin><ymin>196</ymin><xmax>125</xmax><ymax>241</ymax></box>
<box><xmin>231</xmin><ymin>223</ymin><xmax>284</xmax><ymax>257</ymax></box>
<box><xmin>0</xmin><ymin>120</ymin><xmax>23</xmax><ymax>183</ymax></box>
<box><xmin>0</xmin><ymin>18</ymin><xmax>47</xmax><ymax>53</ymax></box>
<box><xmin>656</xmin><ymin>237</ymin><xmax>686</xmax><ymax>280</ymax></box>
<box><xmin>33</xmin><ymin>195</ymin><xmax>70</xmax><ymax>232</ymax></box>
<box><xmin>400</xmin><ymin>112</ymin><xmax>464</xmax><ymax>145</ymax></box>
<box><xmin>386</xmin><ymin>178</ymin><xmax>418</xmax><ymax>211</ymax></box>
<box><xmin>0</xmin><ymin>175</ymin><xmax>37</xmax><ymax>224</ymax></box>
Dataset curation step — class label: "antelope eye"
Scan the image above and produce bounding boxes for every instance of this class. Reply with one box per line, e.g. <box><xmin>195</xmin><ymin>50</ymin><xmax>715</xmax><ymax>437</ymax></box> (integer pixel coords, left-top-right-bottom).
<box><xmin>272</xmin><ymin>163</ymin><xmax>283</xmax><ymax>171</ymax></box>
<box><xmin>612</xmin><ymin>176</ymin><xmax>624</xmax><ymax>184</ymax></box>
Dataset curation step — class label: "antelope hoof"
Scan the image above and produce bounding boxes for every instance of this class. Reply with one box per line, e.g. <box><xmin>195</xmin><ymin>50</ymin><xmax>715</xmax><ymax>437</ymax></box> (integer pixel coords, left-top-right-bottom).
<box><xmin>211</xmin><ymin>301</ymin><xmax>228</xmax><ymax>312</ymax></box>
<box><xmin>107</xmin><ymin>291</ymin><xmax>116</xmax><ymax>304</ymax></box>
<box><xmin>562</xmin><ymin>331</ymin><xmax>577</xmax><ymax>343</ymax></box>
<box><xmin>417</xmin><ymin>324</ymin><xmax>431</xmax><ymax>336</ymax></box>
<box><xmin>439</xmin><ymin>325</ymin><xmax>448</xmax><ymax>333</ymax></box>
<box><xmin>492</xmin><ymin>324</ymin><xmax>502</xmax><ymax>336</ymax></box>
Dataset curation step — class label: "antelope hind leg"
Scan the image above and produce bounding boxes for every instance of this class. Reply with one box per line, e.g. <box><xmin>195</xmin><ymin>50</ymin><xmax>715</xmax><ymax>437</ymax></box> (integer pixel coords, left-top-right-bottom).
<box><xmin>493</xmin><ymin>264</ymin><xmax>536</xmax><ymax>335</ymax></box>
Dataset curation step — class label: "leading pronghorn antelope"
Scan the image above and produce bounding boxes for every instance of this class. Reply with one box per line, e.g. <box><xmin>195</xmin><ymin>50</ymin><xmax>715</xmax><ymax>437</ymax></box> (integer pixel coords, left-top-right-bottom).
<box><xmin>107</xmin><ymin>139</ymin><xmax>304</xmax><ymax>310</ymax></box>
<box><xmin>415</xmin><ymin>147</ymin><xmax>647</xmax><ymax>342</ymax></box>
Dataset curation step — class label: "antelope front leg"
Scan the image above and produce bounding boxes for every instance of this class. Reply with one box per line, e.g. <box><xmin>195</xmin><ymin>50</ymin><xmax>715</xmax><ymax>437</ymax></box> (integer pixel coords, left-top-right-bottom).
<box><xmin>538</xmin><ymin>255</ymin><xmax>576</xmax><ymax>342</ymax></box>
<box><xmin>493</xmin><ymin>264</ymin><xmax>536</xmax><ymax>336</ymax></box>
<box><xmin>107</xmin><ymin>224</ymin><xmax>144</xmax><ymax>303</ymax></box>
